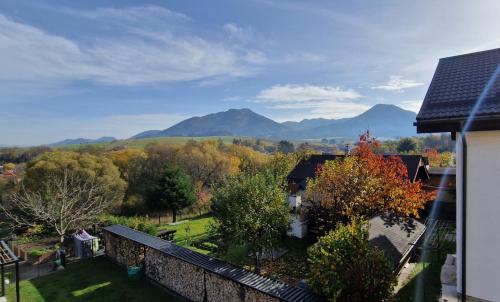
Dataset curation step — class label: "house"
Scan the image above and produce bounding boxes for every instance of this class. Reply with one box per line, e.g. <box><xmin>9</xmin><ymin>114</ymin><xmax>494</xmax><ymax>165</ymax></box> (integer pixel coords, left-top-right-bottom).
<box><xmin>415</xmin><ymin>48</ymin><xmax>500</xmax><ymax>301</ymax></box>
<box><xmin>285</xmin><ymin>154</ymin><xmax>430</xmax><ymax>238</ymax></box>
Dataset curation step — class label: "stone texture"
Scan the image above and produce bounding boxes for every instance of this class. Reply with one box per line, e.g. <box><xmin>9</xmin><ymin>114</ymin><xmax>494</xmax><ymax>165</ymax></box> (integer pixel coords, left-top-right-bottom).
<box><xmin>104</xmin><ymin>229</ymin><xmax>295</xmax><ymax>302</ymax></box>
<box><xmin>145</xmin><ymin>248</ymin><xmax>205</xmax><ymax>302</ymax></box>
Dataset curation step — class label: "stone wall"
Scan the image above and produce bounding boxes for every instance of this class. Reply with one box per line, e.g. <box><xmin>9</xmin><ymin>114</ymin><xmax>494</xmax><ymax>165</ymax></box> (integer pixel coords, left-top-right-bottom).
<box><xmin>103</xmin><ymin>227</ymin><xmax>318</xmax><ymax>302</ymax></box>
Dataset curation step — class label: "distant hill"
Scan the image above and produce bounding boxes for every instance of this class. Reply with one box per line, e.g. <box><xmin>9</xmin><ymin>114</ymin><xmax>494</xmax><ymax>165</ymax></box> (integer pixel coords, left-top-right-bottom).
<box><xmin>133</xmin><ymin>108</ymin><xmax>289</xmax><ymax>139</ymax></box>
<box><xmin>285</xmin><ymin>104</ymin><xmax>417</xmax><ymax>139</ymax></box>
<box><xmin>49</xmin><ymin>136</ymin><xmax>116</xmax><ymax>147</ymax></box>
<box><xmin>131</xmin><ymin>104</ymin><xmax>417</xmax><ymax>140</ymax></box>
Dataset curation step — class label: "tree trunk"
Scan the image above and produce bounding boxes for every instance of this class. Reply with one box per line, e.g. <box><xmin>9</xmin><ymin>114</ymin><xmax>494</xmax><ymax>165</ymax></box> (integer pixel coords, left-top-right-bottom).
<box><xmin>172</xmin><ymin>209</ymin><xmax>177</xmax><ymax>223</ymax></box>
<box><xmin>254</xmin><ymin>250</ymin><xmax>261</xmax><ymax>274</ymax></box>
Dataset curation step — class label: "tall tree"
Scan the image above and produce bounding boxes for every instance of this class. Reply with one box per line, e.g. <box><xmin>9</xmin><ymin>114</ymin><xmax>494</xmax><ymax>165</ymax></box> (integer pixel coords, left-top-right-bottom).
<box><xmin>24</xmin><ymin>151</ymin><xmax>126</xmax><ymax>210</ymax></box>
<box><xmin>2</xmin><ymin>169</ymin><xmax>120</xmax><ymax>243</ymax></box>
<box><xmin>277</xmin><ymin>140</ymin><xmax>295</xmax><ymax>154</ymax></box>
<box><xmin>307</xmin><ymin>132</ymin><xmax>434</xmax><ymax>233</ymax></box>
<box><xmin>308</xmin><ymin>220</ymin><xmax>395</xmax><ymax>301</ymax></box>
<box><xmin>211</xmin><ymin>171</ymin><xmax>290</xmax><ymax>274</ymax></box>
<box><xmin>148</xmin><ymin>166</ymin><xmax>196</xmax><ymax>222</ymax></box>
<box><xmin>397</xmin><ymin>137</ymin><xmax>417</xmax><ymax>153</ymax></box>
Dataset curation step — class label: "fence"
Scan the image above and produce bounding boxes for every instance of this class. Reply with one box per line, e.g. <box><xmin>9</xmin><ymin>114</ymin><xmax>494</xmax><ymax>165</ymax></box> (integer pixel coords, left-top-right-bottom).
<box><xmin>104</xmin><ymin>225</ymin><xmax>322</xmax><ymax>302</ymax></box>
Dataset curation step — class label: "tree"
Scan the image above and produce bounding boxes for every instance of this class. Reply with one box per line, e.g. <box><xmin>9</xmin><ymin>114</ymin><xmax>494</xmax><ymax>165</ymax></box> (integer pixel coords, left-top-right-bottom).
<box><xmin>148</xmin><ymin>166</ymin><xmax>196</xmax><ymax>222</ymax></box>
<box><xmin>308</xmin><ymin>220</ymin><xmax>395</xmax><ymax>302</ymax></box>
<box><xmin>277</xmin><ymin>140</ymin><xmax>295</xmax><ymax>154</ymax></box>
<box><xmin>176</xmin><ymin>140</ymin><xmax>239</xmax><ymax>187</ymax></box>
<box><xmin>3</xmin><ymin>163</ymin><xmax>15</xmax><ymax>171</ymax></box>
<box><xmin>1</xmin><ymin>169</ymin><xmax>120</xmax><ymax>243</ymax></box>
<box><xmin>397</xmin><ymin>137</ymin><xmax>417</xmax><ymax>153</ymax></box>
<box><xmin>307</xmin><ymin>132</ymin><xmax>434</xmax><ymax>233</ymax></box>
<box><xmin>24</xmin><ymin>151</ymin><xmax>126</xmax><ymax>210</ymax></box>
<box><xmin>211</xmin><ymin>171</ymin><xmax>291</xmax><ymax>274</ymax></box>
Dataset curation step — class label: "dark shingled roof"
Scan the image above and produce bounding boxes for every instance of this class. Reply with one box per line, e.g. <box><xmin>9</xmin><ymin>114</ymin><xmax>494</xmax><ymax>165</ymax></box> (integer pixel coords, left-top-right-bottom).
<box><xmin>287</xmin><ymin>154</ymin><xmax>428</xmax><ymax>188</ymax></box>
<box><xmin>104</xmin><ymin>225</ymin><xmax>323</xmax><ymax>302</ymax></box>
<box><xmin>416</xmin><ymin>48</ymin><xmax>500</xmax><ymax>132</ymax></box>
<box><xmin>368</xmin><ymin>214</ymin><xmax>426</xmax><ymax>272</ymax></box>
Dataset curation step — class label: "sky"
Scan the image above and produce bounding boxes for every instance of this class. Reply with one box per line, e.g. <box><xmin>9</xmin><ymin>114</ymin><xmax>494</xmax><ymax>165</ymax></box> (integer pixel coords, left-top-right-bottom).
<box><xmin>1</xmin><ymin>0</ymin><xmax>500</xmax><ymax>145</ymax></box>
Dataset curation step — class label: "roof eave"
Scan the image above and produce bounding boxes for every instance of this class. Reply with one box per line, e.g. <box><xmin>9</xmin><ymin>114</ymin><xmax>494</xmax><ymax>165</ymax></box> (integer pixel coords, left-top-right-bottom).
<box><xmin>415</xmin><ymin>115</ymin><xmax>500</xmax><ymax>133</ymax></box>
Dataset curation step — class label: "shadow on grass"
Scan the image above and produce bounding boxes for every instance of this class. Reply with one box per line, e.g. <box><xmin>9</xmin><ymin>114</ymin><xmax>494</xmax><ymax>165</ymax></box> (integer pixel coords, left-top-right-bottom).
<box><xmin>7</xmin><ymin>257</ymin><xmax>183</xmax><ymax>302</ymax></box>
<box><xmin>394</xmin><ymin>241</ymin><xmax>455</xmax><ymax>302</ymax></box>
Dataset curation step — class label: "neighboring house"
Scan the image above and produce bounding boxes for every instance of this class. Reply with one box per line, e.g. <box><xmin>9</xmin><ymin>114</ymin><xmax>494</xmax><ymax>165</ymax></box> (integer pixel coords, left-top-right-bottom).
<box><xmin>368</xmin><ymin>213</ymin><xmax>426</xmax><ymax>273</ymax></box>
<box><xmin>415</xmin><ymin>48</ymin><xmax>500</xmax><ymax>301</ymax></box>
<box><xmin>285</xmin><ymin>154</ymin><xmax>430</xmax><ymax>238</ymax></box>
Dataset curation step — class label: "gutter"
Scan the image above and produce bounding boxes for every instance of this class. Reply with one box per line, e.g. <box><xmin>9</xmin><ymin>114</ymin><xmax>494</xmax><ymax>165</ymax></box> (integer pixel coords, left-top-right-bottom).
<box><xmin>461</xmin><ymin>131</ymin><xmax>467</xmax><ymax>301</ymax></box>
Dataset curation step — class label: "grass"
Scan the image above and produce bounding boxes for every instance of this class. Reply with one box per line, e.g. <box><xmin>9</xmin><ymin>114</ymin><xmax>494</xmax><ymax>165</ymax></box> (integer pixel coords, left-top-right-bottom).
<box><xmin>158</xmin><ymin>214</ymin><xmax>214</xmax><ymax>247</ymax></box>
<box><xmin>6</xmin><ymin>257</ymin><xmax>182</xmax><ymax>302</ymax></box>
<box><xmin>394</xmin><ymin>240</ymin><xmax>455</xmax><ymax>301</ymax></box>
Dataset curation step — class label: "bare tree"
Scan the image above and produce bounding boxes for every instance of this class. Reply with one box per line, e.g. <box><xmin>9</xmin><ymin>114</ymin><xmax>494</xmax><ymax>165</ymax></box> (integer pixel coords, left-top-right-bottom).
<box><xmin>1</xmin><ymin>169</ymin><xmax>119</xmax><ymax>243</ymax></box>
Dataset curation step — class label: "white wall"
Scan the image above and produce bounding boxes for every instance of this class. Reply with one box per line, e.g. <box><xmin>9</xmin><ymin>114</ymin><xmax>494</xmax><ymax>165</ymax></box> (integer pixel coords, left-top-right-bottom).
<box><xmin>456</xmin><ymin>130</ymin><xmax>500</xmax><ymax>301</ymax></box>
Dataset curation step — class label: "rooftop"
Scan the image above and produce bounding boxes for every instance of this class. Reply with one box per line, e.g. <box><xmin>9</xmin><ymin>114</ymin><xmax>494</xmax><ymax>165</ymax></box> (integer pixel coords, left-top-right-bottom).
<box><xmin>416</xmin><ymin>48</ymin><xmax>500</xmax><ymax>133</ymax></box>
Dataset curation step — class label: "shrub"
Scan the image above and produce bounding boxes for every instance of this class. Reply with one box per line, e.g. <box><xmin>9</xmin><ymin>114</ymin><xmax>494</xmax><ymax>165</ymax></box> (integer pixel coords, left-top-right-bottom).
<box><xmin>308</xmin><ymin>221</ymin><xmax>395</xmax><ymax>302</ymax></box>
<box><xmin>101</xmin><ymin>215</ymin><xmax>157</xmax><ymax>236</ymax></box>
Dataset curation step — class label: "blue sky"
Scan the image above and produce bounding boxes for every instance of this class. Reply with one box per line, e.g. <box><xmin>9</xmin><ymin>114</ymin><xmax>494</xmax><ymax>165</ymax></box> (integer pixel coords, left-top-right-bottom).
<box><xmin>2</xmin><ymin>0</ymin><xmax>500</xmax><ymax>145</ymax></box>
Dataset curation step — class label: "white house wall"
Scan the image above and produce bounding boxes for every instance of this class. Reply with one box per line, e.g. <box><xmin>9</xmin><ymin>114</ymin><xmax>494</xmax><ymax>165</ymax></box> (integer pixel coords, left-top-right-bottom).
<box><xmin>456</xmin><ymin>130</ymin><xmax>500</xmax><ymax>301</ymax></box>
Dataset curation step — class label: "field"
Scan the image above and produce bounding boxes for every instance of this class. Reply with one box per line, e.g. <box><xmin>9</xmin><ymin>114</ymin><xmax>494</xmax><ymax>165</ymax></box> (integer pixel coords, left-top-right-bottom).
<box><xmin>60</xmin><ymin>136</ymin><xmax>246</xmax><ymax>150</ymax></box>
<box><xmin>6</xmin><ymin>257</ymin><xmax>182</xmax><ymax>302</ymax></box>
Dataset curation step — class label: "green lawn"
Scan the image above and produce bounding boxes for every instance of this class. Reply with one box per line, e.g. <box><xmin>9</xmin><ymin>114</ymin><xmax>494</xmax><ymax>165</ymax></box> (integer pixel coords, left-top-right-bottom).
<box><xmin>395</xmin><ymin>241</ymin><xmax>455</xmax><ymax>301</ymax></box>
<box><xmin>158</xmin><ymin>214</ymin><xmax>214</xmax><ymax>247</ymax></box>
<box><xmin>6</xmin><ymin>257</ymin><xmax>183</xmax><ymax>302</ymax></box>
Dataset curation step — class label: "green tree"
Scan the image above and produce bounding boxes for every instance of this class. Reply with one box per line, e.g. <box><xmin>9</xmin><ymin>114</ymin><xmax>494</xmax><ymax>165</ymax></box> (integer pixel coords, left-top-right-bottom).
<box><xmin>148</xmin><ymin>166</ymin><xmax>196</xmax><ymax>222</ymax></box>
<box><xmin>308</xmin><ymin>221</ymin><xmax>395</xmax><ymax>302</ymax></box>
<box><xmin>211</xmin><ymin>171</ymin><xmax>290</xmax><ymax>274</ymax></box>
<box><xmin>24</xmin><ymin>151</ymin><xmax>126</xmax><ymax>210</ymax></box>
<box><xmin>277</xmin><ymin>140</ymin><xmax>295</xmax><ymax>154</ymax></box>
<box><xmin>397</xmin><ymin>138</ymin><xmax>417</xmax><ymax>153</ymax></box>
<box><xmin>3</xmin><ymin>163</ymin><xmax>15</xmax><ymax>171</ymax></box>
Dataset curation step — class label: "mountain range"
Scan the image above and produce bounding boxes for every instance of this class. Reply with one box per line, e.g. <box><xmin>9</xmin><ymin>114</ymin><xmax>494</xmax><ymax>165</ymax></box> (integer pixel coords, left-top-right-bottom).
<box><xmin>132</xmin><ymin>104</ymin><xmax>418</xmax><ymax>140</ymax></box>
<box><xmin>48</xmin><ymin>136</ymin><xmax>116</xmax><ymax>147</ymax></box>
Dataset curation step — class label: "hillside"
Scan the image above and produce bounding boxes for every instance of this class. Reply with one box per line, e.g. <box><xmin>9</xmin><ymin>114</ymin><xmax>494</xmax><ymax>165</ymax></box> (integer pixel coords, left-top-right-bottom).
<box><xmin>132</xmin><ymin>104</ymin><xmax>417</xmax><ymax>140</ymax></box>
<box><xmin>133</xmin><ymin>108</ymin><xmax>289</xmax><ymax>139</ymax></box>
<box><xmin>285</xmin><ymin>104</ymin><xmax>417</xmax><ymax>139</ymax></box>
<box><xmin>48</xmin><ymin>136</ymin><xmax>116</xmax><ymax>147</ymax></box>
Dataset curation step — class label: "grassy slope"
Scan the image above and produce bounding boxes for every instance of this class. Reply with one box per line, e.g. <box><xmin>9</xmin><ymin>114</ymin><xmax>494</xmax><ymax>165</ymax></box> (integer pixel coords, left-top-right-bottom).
<box><xmin>6</xmin><ymin>257</ymin><xmax>182</xmax><ymax>302</ymax></box>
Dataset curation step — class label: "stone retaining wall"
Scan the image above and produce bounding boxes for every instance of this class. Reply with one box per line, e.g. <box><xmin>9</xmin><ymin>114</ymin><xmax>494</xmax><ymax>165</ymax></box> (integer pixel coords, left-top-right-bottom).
<box><xmin>103</xmin><ymin>230</ymin><xmax>285</xmax><ymax>302</ymax></box>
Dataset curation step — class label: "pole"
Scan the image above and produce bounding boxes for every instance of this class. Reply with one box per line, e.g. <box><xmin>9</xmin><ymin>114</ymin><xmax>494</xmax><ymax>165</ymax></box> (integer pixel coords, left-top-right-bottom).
<box><xmin>1</xmin><ymin>264</ymin><xmax>4</xmax><ymax>297</ymax></box>
<box><xmin>15</xmin><ymin>261</ymin><xmax>20</xmax><ymax>302</ymax></box>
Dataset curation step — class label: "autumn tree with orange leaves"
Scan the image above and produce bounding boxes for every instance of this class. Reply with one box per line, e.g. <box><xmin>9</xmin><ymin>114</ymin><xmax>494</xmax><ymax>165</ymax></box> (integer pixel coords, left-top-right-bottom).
<box><xmin>307</xmin><ymin>131</ymin><xmax>435</xmax><ymax>234</ymax></box>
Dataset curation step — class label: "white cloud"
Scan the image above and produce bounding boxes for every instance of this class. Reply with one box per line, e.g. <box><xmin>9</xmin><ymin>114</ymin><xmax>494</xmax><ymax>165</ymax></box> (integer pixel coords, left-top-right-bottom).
<box><xmin>0</xmin><ymin>11</ymin><xmax>253</xmax><ymax>87</ymax></box>
<box><xmin>399</xmin><ymin>100</ymin><xmax>423</xmax><ymax>113</ymax></box>
<box><xmin>255</xmin><ymin>84</ymin><xmax>369</xmax><ymax>118</ymax></box>
<box><xmin>223</xmin><ymin>23</ymin><xmax>243</xmax><ymax>34</ymax></box>
<box><xmin>371</xmin><ymin>76</ymin><xmax>425</xmax><ymax>91</ymax></box>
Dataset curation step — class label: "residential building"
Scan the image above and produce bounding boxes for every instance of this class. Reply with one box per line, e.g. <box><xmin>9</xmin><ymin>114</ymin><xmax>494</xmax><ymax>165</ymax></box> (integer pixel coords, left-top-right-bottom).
<box><xmin>416</xmin><ymin>48</ymin><xmax>500</xmax><ymax>301</ymax></box>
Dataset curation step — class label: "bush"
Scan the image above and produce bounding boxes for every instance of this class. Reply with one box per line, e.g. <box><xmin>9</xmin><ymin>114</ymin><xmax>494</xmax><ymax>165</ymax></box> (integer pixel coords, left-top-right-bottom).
<box><xmin>101</xmin><ymin>215</ymin><xmax>157</xmax><ymax>236</ymax></box>
<box><xmin>307</xmin><ymin>221</ymin><xmax>395</xmax><ymax>302</ymax></box>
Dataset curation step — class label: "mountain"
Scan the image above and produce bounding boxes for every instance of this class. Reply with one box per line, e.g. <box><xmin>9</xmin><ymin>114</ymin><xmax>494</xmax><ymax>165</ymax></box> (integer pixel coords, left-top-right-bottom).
<box><xmin>132</xmin><ymin>108</ymin><xmax>289</xmax><ymax>139</ymax></box>
<box><xmin>285</xmin><ymin>104</ymin><xmax>417</xmax><ymax>139</ymax></box>
<box><xmin>131</xmin><ymin>104</ymin><xmax>417</xmax><ymax>140</ymax></box>
<box><xmin>281</xmin><ymin>118</ymin><xmax>336</xmax><ymax>131</ymax></box>
<box><xmin>49</xmin><ymin>136</ymin><xmax>116</xmax><ymax>147</ymax></box>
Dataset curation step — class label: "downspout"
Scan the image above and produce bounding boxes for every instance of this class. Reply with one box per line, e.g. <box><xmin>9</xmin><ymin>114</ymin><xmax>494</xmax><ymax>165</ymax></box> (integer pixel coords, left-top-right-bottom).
<box><xmin>461</xmin><ymin>130</ymin><xmax>467</xmax><ymax>302</ymax></box>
